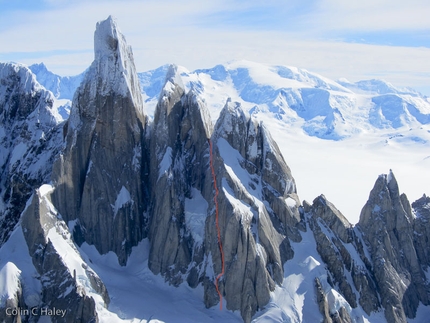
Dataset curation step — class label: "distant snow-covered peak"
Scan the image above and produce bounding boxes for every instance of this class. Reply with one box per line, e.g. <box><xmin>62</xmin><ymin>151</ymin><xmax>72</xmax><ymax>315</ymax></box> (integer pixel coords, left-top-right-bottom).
<box><xmin>196</xmin><ymin>60</ymin><xmax>350</xmax><ymax>94</ymax></box>
<box><xmin>0</xmin><ymin>62</ymin><xmax>43</xmax><ymax>96</ymax></box>
<box><xmin>28</xmin><ymin>58</ymin><xmax>430</xmax><ymax>142</ymax></box>
<box><xmin>174</xmin><ymin>61</ymin><xmax>430</xmax><ymax>141</ymax></box>
<box><xmin>28</xmin><ymin>62</ymin><xmax>49</xmax><ymax>74</ymax></box>
<box><xmin>0</xmin><ymin>62</ymin><xmax>66</xmax><ymax>125</ymax></box>
<box><xmin>29</xmin><ymin>63</ymin><xmax>84</xmax><ymax>101</ymax></box>
<box><xmin>338</xmin><ymin>78</ymin><xmax>422</xmax><ymax>97</ymax></box>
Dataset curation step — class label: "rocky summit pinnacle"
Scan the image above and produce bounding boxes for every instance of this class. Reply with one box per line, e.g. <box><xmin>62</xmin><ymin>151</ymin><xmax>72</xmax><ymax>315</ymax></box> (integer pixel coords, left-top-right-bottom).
<box><xmin>51</xmin><ymin>16</ymin><xmax>148</xmax><ymax>266</ymax></box>
<box><xmin>91</xmin><ymin>15</ymin><xmax>144</xmax><ymax>119</ymax></box>
<box><xmin>358</xmin><ymin>171</ymin><xmax>430</xmax><ymax>322</ymax></box>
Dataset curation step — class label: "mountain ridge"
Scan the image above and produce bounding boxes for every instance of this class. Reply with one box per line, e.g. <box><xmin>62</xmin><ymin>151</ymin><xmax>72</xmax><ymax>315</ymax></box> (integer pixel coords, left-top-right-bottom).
<box><xmin>27</xmin><ymin>60</ymin><xmax>430</xmax><ymax>137</ymax></box>
<box><xmin>0</xmin><ymin>16</ymin><xmax>429</xmax><ymax>323</ymax></box>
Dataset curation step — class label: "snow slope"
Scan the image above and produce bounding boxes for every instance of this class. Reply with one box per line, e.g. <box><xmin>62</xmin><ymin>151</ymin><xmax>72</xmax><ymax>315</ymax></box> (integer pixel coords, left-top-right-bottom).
<box><xmin>77</xmin><ymin>240</ymin><xmax>242</xmax><ymax>323</ymax></box>
<box><xmin>252</xmin><ymin>222</ymin><xmax>387</xmax><ymax>323</ymax></box>
<box><xmin>28</xmin><ymin>60</ymin><xmax>430</xmax><ymax>224</ymax></box>
<box><xmin>0</xmin><ymin>226</ymin><xmax>42</xmax><ymax>310</ymax></box>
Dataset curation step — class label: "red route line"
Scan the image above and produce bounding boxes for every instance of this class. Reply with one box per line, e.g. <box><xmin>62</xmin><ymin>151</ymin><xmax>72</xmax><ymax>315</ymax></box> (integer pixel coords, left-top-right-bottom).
<box><xmin>208</xmin><ymin>138</ymin><xmax>225</xmax><ymax>310</ymax></box>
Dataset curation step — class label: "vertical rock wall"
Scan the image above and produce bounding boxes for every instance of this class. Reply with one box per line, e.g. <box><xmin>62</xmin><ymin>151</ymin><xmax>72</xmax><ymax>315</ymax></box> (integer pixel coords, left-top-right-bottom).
<box><xmin>51</xmin><ymin>16</ymin><xmax>148</xmax><ymax>265</ymax></box>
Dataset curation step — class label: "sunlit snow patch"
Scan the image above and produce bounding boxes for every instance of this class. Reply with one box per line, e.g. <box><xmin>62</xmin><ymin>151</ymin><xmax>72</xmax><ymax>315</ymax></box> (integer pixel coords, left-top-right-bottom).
<box><xmin>0</xmin><ymin>262</ymin><xmax>21</xmax><ymax>307</ymax></box>
<box><xmin>185</xmin><ymin>188</ymin><xmax>208</xmax><ymax>246</ymax></box>
<box><xmin>158</xmin><ymin>147</ymin><xmax>172</xmax><ymax>179</ymax></box>
<box><xmin>112</xmin><ymin>186</ymin><xmax>133</xmax><ymax>217</ymax></box>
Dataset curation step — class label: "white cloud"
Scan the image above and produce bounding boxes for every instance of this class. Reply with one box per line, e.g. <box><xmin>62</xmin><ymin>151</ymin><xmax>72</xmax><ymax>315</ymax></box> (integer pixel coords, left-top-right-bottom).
<box><xmin>309</xmin><ymin>0</ymin><xmax>430</xmax><ymax>32</ymax></box>
<box><xmin>0</xmin><ymin>0</ymin><xmax>429</xmax><ymax>94</ymax></box>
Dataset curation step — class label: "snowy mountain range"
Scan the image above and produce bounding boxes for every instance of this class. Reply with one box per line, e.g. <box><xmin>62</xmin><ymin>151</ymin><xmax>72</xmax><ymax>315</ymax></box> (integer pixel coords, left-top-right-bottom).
<box><xmin>1</xmin><ymin>16</ymin><xmax>430</xmax><ymax>323</ymax></box>
<box><xmin>30</xmin><ymin>58</ymin><xmax>430</xmax><ymax>142</ymax></box>
<box><xmin>28</xmin><ymin>63</ymin><xmax>85</xmax><ymax>101</ymax></box>
<box><xmin>29</xmin><ymin>47</ymin><xmax>430</xmax><ymax>224</ymax></box>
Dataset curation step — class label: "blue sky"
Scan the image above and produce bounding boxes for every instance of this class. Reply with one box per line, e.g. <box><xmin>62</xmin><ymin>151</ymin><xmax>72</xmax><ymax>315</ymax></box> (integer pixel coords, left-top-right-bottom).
<box><xmin>0</xmin><ymin>0</ymin><xmax>429</xmax><ymax>94</ymax></box>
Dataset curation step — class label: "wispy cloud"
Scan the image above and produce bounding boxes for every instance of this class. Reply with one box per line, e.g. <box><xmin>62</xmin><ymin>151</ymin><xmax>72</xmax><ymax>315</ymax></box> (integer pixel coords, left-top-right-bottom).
<box><xmin>0</xmin><ymin>0</ymin><xmax>428</xmax><ymax>94</ymax></box>
<box><xmin>310</xmin><ymin>0</ymin><xmax>430</xmax><ymax>31</ymax></box>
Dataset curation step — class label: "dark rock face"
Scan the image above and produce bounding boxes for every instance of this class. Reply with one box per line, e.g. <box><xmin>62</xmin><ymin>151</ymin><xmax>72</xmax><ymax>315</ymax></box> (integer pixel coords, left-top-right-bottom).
<box><xmin>310</xmin><ymin>195</ymin><xmax>353</xmax><ymax>243</ymax></box>
<box><xmin>350</xmin><ymin>257</ymin><xmax>380</xmax><ymax>315</ymax></box>
<box><xmin>315</xmin><ymin>276</ymin><xmax>354</xmax><ymax>323</ymax></box>
<box><xmin>358</xmin><ymin>171</ymin><xmax>430</xmax><ymax>322</ymax></box>
<box><xmin>203</xmin><ymin>99</ymin><xmax>303</xmax><ymax>322</ymax></box>
<box><xmin>146</xmin><ymin>68</ymin><xmax>304</xmax><ymax>321</ymax></box>
<box><xmin>0</xmin><ymin>63</ymin><xmax>63</xmax><ymax>246</ymax></box>
<box><xmin>413</xmin><ymin>195</ymin><xmax>430</xmax><ymax>267</ymax></box>
<box><xmin>306</xmin><ymin>195</ymin><xmax>380</xmax><ymax>317</ymax></box>
<box><xmin>51</xmin><ymin>16</ymin><xmax>149</xmax><ymax>265</ymax></box>
<box><xmin>315</xmin><ymin>277</ymin><xmax>333</xmax><ymax>323</ymax></box>
<box><xmin>309</xmin><ymin>215</ymin><xmax>357</xmax><ymax>309</ymax></box>
<box><xmin>147</xmin><ymin>65</ymin><xmax>212</xmax><ymax>284</ymax></box>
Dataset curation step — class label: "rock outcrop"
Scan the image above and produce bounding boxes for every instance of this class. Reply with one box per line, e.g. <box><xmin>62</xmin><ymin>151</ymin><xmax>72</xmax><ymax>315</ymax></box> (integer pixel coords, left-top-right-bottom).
<box><xmin>299</xmin><ymin>171</ymin><xmax>430</xmax><ymax>323</ymax></box>
<box><xmin>147</xmin><ymin>65</ymin><xmax>213</xmax><ymax>285</ymax></box>
<box><xmin>0</xmin><ymin>62</ymin><xmax>64</xmax><ymax>246</ymax></box>
<box><xmin>51</xmin><ymin>16</ymin><xmax>148</xmax><ymax>265</ymax></box>
<box><xmin>305</xmin><ymin>194</ymin><xmax>380</xmax><ymax>319</ymax></box>
<box><xmin>203</xmin><ymin>99</ymin><xmax>303</xmax><ymax>322</ymax></box>
<box><xmin>146</xmin><ymin>68</ymin><xmax>304</xmax><ymax>321</ymax></box>
<box><xmin>413</xmin><ymin>194</ymin><xmax>430</xmax><ymax>267</ymax></box>
<box><xmin>358</xmin><ymin>170</ymin><xmax>430</xmax><ymax>322</ymax></box>
<box><xmin>21</xmin><ymin>185</ymin><xmax>109</xmax><ymax>322</ymax></box>
<box><xmin>307</xmin><ymin>196</ymin><xmax>357</xmax><ymax>309</ymax></box>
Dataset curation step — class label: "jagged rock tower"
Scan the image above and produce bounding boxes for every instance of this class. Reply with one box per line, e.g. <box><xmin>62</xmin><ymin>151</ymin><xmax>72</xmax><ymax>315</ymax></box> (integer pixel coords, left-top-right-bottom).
<box><xmin>51</xmin><ymin>16</ymin><xmax>148</xmax><ymax>265</ymax></box>
<box><xmin>358</xmin><ymin>171</ymin><xmax>430</xmax><ymax>323</ymax></box>
<box><xmin>205</xmin><ymin>99</ymin><xmax>303</xmax><ymax>322</ymax></box>
<box><xmin>147</xmin><ymin>67</ymin><xmax>304</xmax><ymax>321</ymax></box>
<box><xmin>147</xmin><ymin>66</ymin><xmax>213</xmax><ymax>284</ymax></box>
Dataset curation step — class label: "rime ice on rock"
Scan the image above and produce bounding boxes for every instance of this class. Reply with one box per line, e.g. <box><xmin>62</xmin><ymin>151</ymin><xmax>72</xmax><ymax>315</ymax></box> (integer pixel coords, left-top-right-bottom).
<box><xmin>51</xmin><ymin>16</ymin><xmax>148</xmax><ymax>266</ymax></box>
<box><xmin>93</xmin><ymin>16</ymin><xmax>144</xmax><ymax>114</ymax></box>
